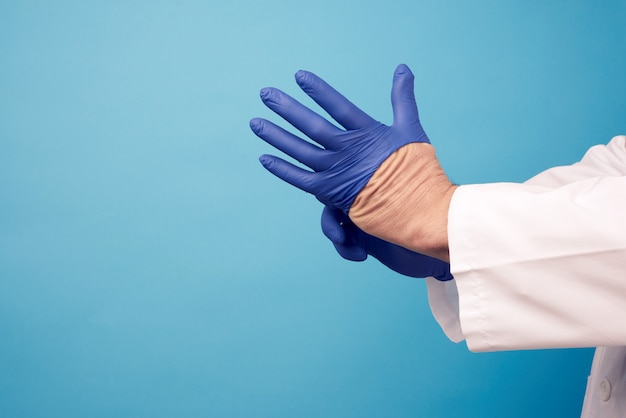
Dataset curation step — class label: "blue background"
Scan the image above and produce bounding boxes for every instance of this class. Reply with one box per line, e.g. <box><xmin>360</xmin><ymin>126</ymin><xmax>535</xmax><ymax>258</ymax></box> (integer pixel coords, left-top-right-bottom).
<box><xmin>1</xmin><ymin>1</ymin><xmax>624</xmax><ymax>417</ymax></box>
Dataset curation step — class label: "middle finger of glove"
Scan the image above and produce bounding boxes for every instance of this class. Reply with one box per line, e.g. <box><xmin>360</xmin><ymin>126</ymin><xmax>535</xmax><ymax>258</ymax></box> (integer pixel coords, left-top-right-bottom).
<box><xmin>259</xmin><ymin>87</ymin><xmax>343</xmax><ymax>149</ymax></box>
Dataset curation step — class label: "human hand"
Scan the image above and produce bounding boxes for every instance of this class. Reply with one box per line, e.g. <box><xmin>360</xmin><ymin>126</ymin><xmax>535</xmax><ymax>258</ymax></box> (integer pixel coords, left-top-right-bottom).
<box><xmin>250</xmin><ymin>64</ymin><xmax>429</xmax><ymax>214</ymax></box>
<box><xmin>321</xmin><ymin>206</ymin><xmax>453</xmax><ymax>281</ymax></box>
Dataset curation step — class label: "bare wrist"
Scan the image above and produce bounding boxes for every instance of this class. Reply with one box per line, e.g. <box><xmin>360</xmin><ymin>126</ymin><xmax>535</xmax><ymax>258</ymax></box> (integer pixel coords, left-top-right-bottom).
<box><xmin>349</xmin><ymin>143</ymin><xmax>455</xmax><ymax>262</ymax></box>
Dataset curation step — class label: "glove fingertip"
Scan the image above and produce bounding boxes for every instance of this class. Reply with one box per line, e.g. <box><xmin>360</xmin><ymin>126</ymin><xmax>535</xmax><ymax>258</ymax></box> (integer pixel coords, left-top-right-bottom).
<box><xmin>435</xmin><ymin>271</ymin><xmax>454</xmax><ymax>282</ymax></box>
<box><xmin>394</xmin><ymin>63</ymin><xmax>414</xmax><ymax>77</ymax></box>
<box><xmin>334</xmin><ymin>243</ymin><xmax>368</xmax><ymax>262</ymax></box>
<box><xmin>295</xmin><ymin>70</ymin><xmax>317</xmax><ymax>94</ymax></box>
<box><xmin>259</xmin><ymin>154</ymin><xmax>273</xmax><ymax>168</ymax></box>
<box><xmin>259</xmin><ymin>87</ymin><xmax>271</xmax><ymax>100</ymax></box>
<box><xmin>250</xmin><ymin>118</ymin><xmax>264</xmax><ymax>134</ymax></box>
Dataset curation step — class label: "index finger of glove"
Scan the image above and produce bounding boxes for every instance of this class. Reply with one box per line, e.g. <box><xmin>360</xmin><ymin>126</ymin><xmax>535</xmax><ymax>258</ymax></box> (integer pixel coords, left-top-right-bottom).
<box><xmin>295</xmin><ymin>70</ymin><xmax>376</xmax><ymax>131</ymax></box>
<box><xmin>260</xmin><ymin>87</ymin><xmax>341</xmax><ymax>149</ymax></box>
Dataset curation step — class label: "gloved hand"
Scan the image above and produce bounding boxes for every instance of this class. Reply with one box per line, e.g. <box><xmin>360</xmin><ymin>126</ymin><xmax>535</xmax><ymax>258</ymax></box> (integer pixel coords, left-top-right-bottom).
<box><xmin>250</xmin><ymin>64</ymin><xmax>429</xmax><ymax>214</ymax></box>
<box><xmin>321</xmin><ymin>206</ymin><xmax>453</xmax><ymax>281</ymax></box>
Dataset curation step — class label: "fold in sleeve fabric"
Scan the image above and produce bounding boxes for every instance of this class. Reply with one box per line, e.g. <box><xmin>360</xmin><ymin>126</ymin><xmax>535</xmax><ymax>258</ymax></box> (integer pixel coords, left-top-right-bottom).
<box><xmin>426</xmin><ymin>135</ymin><xmax>626</xmax><ymax>352</ymax></box>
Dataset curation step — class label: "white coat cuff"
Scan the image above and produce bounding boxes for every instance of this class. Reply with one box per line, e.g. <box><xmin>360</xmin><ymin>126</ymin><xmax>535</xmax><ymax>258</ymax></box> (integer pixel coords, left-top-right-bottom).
<box><xmin>425</xmin><ymin>277</ymin><xmax>464</xmax><ymax>343</ymax></box>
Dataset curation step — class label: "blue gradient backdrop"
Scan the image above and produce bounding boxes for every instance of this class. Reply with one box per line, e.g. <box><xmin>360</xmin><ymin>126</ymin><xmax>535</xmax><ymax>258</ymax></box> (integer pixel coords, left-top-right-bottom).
<box><xmin>1</xmin><ymin>1</ymin><xmax>625</xmax><ymax>417</ymax></box>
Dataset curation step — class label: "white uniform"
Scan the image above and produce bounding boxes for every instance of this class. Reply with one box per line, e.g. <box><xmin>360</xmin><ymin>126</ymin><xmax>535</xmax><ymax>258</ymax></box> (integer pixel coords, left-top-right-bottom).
<box><xmin>426</xmin><ymin>136</ymin><xmax>626</xmax><ymax>417</ymax></box>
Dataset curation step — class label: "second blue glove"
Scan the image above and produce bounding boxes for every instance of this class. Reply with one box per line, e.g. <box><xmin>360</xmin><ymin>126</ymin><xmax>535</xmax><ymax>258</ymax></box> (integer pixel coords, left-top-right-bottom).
<box><xmin>321</xmin><ymin>206</ymin><xmax>453</xmax><ymax>281</ymax></box>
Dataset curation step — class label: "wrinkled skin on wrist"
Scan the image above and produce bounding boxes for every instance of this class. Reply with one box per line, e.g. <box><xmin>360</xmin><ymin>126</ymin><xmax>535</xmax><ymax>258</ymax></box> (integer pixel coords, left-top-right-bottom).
<box><xmin>349</xmin><ymin>143</ymin><xmax>456</xmax><ymax>262</ymax></box>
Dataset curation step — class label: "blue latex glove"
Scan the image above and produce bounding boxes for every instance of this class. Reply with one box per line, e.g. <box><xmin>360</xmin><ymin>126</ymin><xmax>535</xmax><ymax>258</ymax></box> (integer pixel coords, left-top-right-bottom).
<box><xmin>250</xmin><ymin>64</ymin><xmax>429</xmax><ymax>214</ymax></box>
<box><xmin>321</xmin><ymin>205</ymin><xmax>453</xmax><ymax>281</ymax></box>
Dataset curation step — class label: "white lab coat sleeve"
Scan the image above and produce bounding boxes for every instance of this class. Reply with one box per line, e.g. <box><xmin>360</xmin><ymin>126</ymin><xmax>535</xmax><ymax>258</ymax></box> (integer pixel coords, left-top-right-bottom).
<box><xmin>524</xmin><ymin>136</ymin><xmax>626</xmax><ymax>188</ymax></box>
<box><xmin>425</xmin><ymin>276</ymin><xmax>464</xmax><ymax>343</ymax></box>
<box><xmin>425</xmin><ymin>135</ymin><xmax>626</xmax><ymax>352</ymax></box>
<box><xmin>450</xmin><ymin>177</ymin><xmax>626</xmax><ymax>351</ymax></box>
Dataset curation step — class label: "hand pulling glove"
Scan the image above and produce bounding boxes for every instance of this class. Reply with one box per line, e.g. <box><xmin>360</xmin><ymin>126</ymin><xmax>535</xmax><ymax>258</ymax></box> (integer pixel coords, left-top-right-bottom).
<box><xmin>321</xmin><ymin>206</ymin><xmax>453</xmax><ymax>281</ymax></box>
